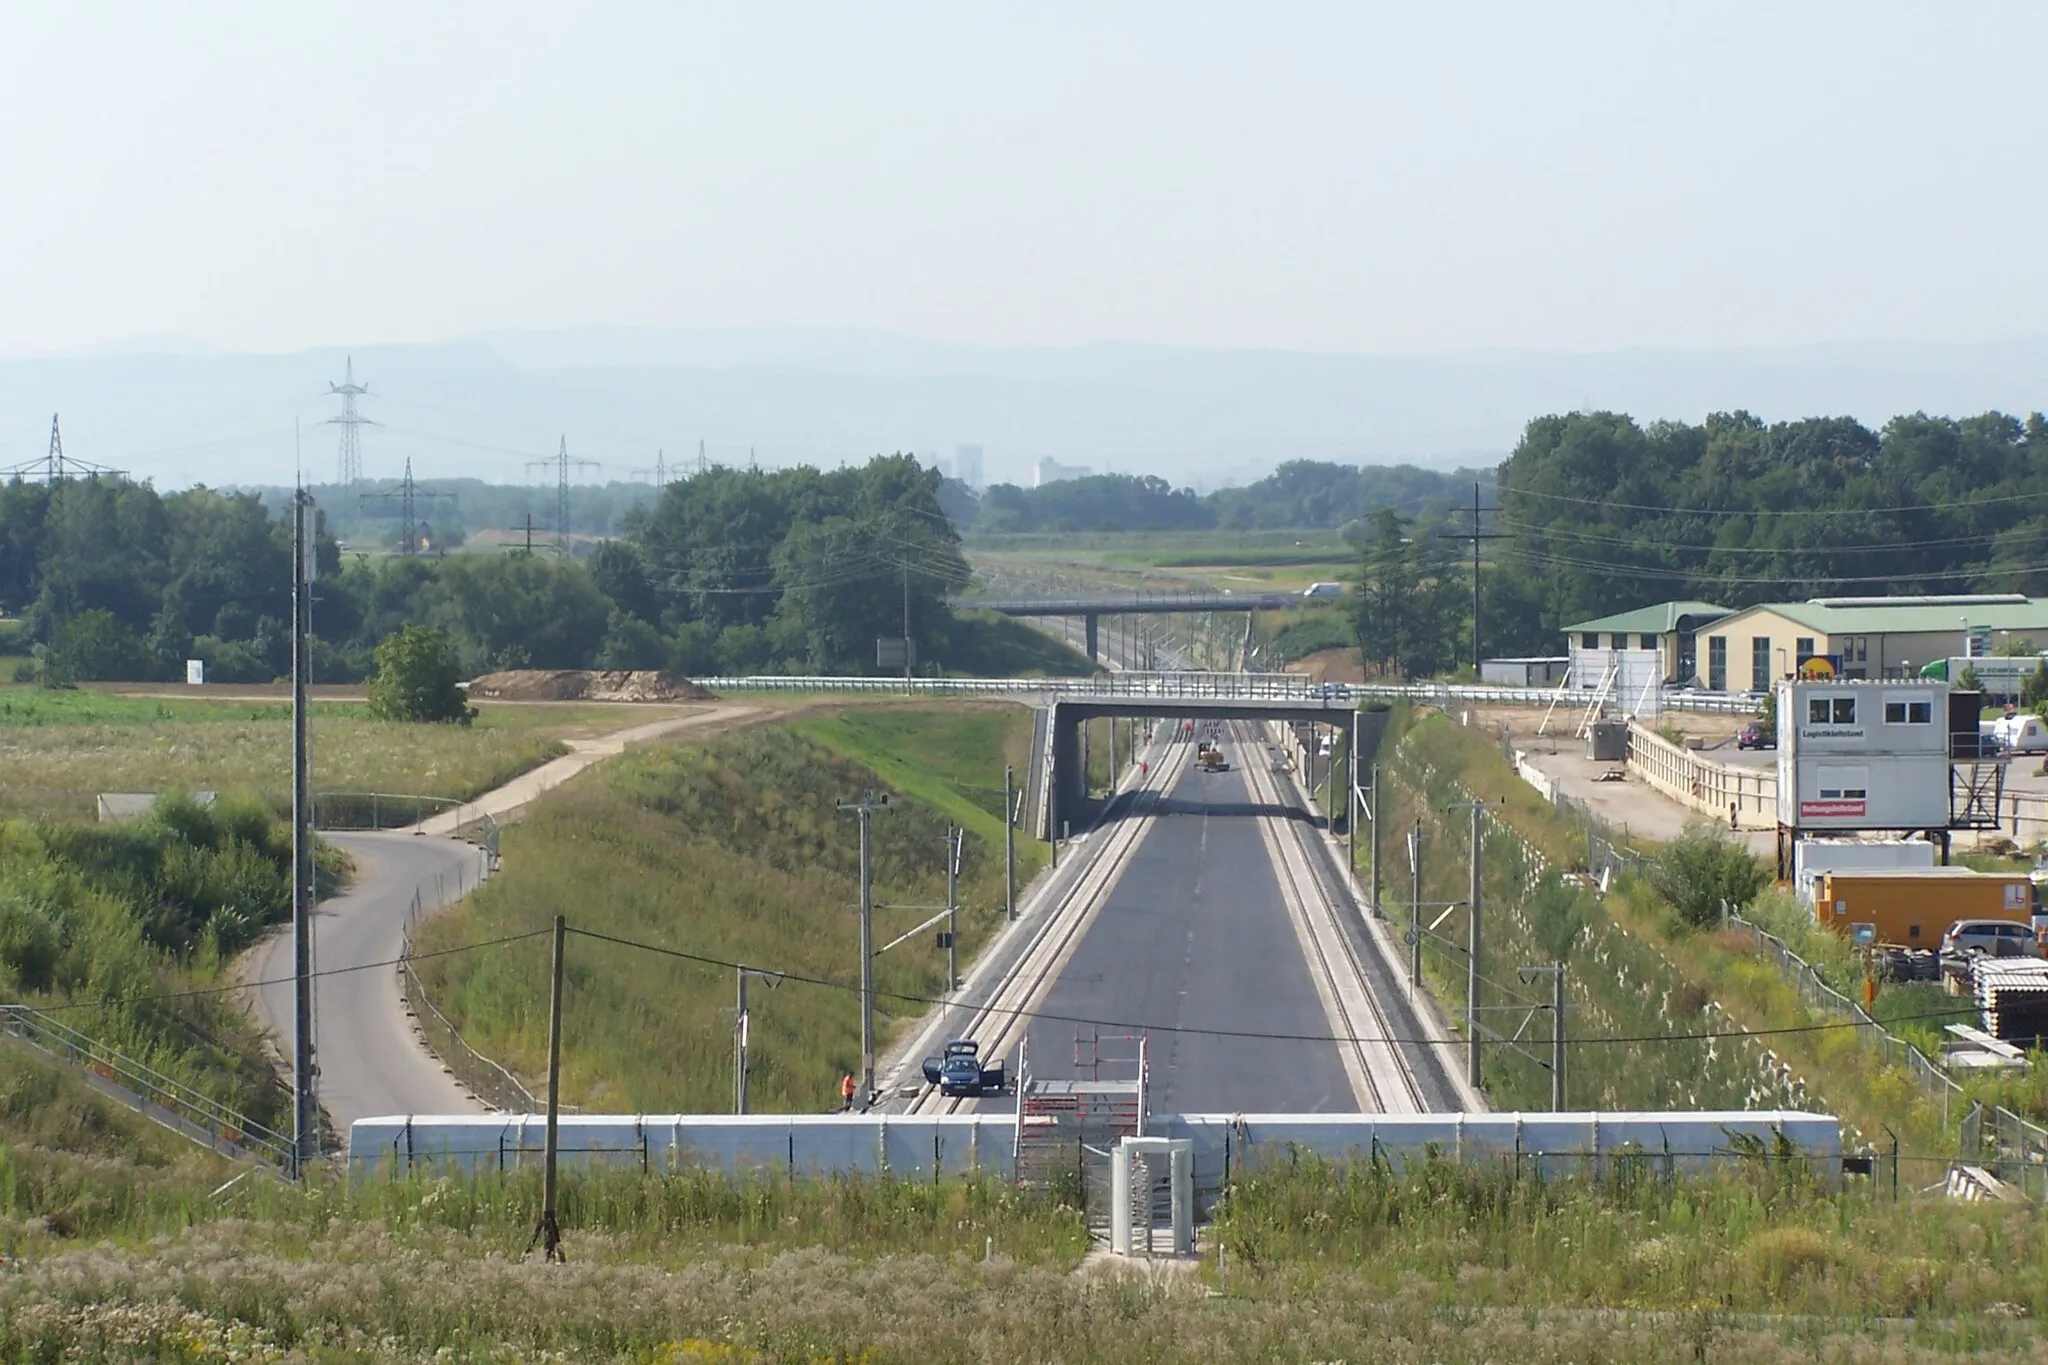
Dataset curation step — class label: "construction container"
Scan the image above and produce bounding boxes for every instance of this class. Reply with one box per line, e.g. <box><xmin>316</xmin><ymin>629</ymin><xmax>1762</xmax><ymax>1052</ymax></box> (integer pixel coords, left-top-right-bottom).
<box><xmin>1588</xmin><ymin>720</ymin><xmax>1628</xmax><ymax>762</ymax></box>
<box><xmin>1813</xmin><ymin>868</ymin><xmax>2034</xmax><ymax>949</ymax></box>
<box><xmin>1791</xmin><ymin>838</ymin><xmax>1935</xmax><ymax>905</ymax></box>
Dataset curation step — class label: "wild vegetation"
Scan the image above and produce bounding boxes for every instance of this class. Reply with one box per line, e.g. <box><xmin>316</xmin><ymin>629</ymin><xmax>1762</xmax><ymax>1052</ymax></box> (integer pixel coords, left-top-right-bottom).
<box><xmin>1370</xmin><ymin>705</ymin><xmax>1963</xmax><ymax>1158</ymax></box>
<box><xmin>0</xmin><ymin>1068</ymin><xmax>2044</xmax><ymax>1365</ymax></box>
<box><xmin>0</xmin><ymin>793</ymin><xmax>325</xmax><ymax>1128</ymax></box>
<box><xmin>410</xmin><ymin>709</ymin><xmax>1040</xmax><ymax>1113</ymax></box>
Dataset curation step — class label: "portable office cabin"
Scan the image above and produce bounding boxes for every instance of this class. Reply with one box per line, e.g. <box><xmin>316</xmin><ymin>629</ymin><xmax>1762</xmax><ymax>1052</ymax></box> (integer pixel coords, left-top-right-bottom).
<box><xmin>1812</xmin><ymin>868</ymin><xmax>2033</xmax><ymax>947</ymax></box>
<box><xmin>1791</xmin><ymin>838</ymin><xmax>1935</xmax><ymax>906</ymax></box>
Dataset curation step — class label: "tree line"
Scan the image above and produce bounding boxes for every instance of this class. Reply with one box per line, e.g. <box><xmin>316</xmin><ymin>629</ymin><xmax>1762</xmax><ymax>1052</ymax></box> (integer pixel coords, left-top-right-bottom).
<box><xmin>954</xmin><ymin>460</ymin><xmax>1489</xmax><ymax>535</ymax></box>
<box><xmin>0</xmin><ymin>456</ymin><xmax>1015</xmax><ymax>684</ymax></box>
<box><xmin>1344</xmin><ymin>408</ymin><xmax>2048</xmax><ymax>679</ymax></box>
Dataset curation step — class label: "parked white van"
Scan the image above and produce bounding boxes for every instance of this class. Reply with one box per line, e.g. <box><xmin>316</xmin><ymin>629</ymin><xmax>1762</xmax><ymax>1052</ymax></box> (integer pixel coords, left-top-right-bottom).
<box><xmin>1991</xmin><ymin>713</ymin><xmax>2048</xmax><ymax>754</ymax></box>
<box><xmin>1302</xmin><ymin>582</ymin><xmax>1345</xmax><ymax>599</ymax></box>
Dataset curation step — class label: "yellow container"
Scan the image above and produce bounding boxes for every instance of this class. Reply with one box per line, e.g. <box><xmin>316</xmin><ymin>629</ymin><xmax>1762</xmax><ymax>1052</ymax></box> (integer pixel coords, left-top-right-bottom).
<box><xmin>1813</xmin><ymin>867</ymin><xmax>2033</xmax><ymax>948</ymax></box>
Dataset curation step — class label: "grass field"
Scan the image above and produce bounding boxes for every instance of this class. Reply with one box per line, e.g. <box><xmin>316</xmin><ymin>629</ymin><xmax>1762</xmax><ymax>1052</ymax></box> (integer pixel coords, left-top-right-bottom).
<box><xmin>0</xmin><ymin>684</ymin><xmax>585</xmax><ymax>820</ymax></box>
<box><xmin>410</xmin><ymin>707</ymin><xmax>1042</xmax><ymax>1113</ymax></box>
<box><xmin>3</xmin><ymin>1056</ymin><xmax>2047</xmax><ymax>1364</ymax></box>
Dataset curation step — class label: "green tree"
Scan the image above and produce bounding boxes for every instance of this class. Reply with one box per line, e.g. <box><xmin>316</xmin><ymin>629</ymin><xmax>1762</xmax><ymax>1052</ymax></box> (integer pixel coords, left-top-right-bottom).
<box><xmin>1650</xmin><ymin>827</ymin><xmax>1771</xmax><ymax>929</ymax></box>
<box><xmin>366</xmin><ymin>625</ymin><xmax>473</xmax><ymax>724</ymax></box>
<box><xmin>49</xmin><ymin>608</ymin><xmax>152</xmax><ymax>683</ymax></box>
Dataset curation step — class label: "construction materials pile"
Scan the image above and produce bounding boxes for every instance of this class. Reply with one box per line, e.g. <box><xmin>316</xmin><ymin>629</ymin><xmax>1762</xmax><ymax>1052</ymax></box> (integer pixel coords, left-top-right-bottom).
<box><xmin>1975</xmin><ymin>959</ymin><xmax>2048</xmax><ymax>1048</ymax></box>
<box><xmin>466</xmin><ymin>670</ymin><xmax>715</xmax><ymax>703</ymax></box>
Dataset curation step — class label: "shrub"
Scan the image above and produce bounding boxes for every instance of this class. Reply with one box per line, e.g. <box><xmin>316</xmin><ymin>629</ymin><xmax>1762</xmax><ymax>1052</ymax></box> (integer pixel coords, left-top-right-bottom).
<box><xmin>1650</xmin><ymin>825</ymin><xmax>1771</xmax><ymax>928</ymax></box>
<box><xmin>367</xmin><ymin>624</ymin><xmax>474</xmax><ymax>724</ymax></box>
<box><xmin>49</xmin><ymin>609</ymin><xmax>152</xmax><ymax>683</ymax></box>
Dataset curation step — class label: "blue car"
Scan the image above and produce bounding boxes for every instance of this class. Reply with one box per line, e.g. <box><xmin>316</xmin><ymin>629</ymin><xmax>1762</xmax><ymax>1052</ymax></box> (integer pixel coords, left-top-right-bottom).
<box><xmin>921</xmin><ymin>1040</ymin><xmax>1006</xmax><ymax>1097</ymax></box>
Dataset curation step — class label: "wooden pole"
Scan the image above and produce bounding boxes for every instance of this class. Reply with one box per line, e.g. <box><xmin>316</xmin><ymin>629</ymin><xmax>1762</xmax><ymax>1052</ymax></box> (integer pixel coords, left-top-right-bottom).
<box><xmin>537</xmin><ymin>913</ymin><xmax>566</xmax><ymax>1261</ymax></box>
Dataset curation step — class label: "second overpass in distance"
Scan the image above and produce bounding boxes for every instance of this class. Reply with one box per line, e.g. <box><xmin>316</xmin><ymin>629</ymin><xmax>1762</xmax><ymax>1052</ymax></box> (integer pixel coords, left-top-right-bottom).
<box><xmin>948</xmin><ymin>591</ymin><xmax>1298</xmax><ymax>661</ymax></box>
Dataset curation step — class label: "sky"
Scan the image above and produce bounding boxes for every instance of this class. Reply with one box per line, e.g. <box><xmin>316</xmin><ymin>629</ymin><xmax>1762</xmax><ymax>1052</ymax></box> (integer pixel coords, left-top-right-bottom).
<box><xmin>4</xmin><ymin>2</ymin><xmax>2046</xmax><ymax>362</ymax></box>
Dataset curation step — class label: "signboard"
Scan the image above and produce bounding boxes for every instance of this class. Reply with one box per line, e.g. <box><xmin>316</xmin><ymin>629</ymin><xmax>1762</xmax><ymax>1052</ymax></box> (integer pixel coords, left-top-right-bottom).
<box><xmin>875</xmin><ymin>637</ymin><xmax>917</xmax><ymax>669</ymax></box>
<box><xmin>1796</xmin><ymin>654</ymin><xmax>1843</xmax><ymax>680</ymax></box>
<box><xmin>185</xmin><ymin>659</ymin><xmax>205</xmax><ymax>686</ymax></box>
<box><xmin>1800</xmin><ymin>798</ymin><xmax>1868</xmax><ymax>819</ymax></box>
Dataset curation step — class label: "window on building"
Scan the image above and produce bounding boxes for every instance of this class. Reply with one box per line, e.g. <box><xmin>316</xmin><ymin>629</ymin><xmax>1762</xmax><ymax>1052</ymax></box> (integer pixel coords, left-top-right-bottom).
<box><xmin>1817</xmin><ymin>766</ymin><xmax>1869</xmax><ymax>799</ymax></box>
<box><xmin>1884</xmin><ymin>696</ymin><xmax>1934</xmax><ymax>725</ymax></box>
<box><xmin>1808</xmin><ymin>697</ymin><xmax>1830</xmax><ymax>725</ymax></box>
<box><xmin>1752</xmin><ymin>637</ymin><xmax>1772</xmax><ymax>692</ymax></box>
<box><xmin>1832</xmin><ymin>697</ymin><xmax>1857</xmax><ymax>724</ymax></box>
<box><xmin>1640</xmin><ymin>633</ymin><xmax>1657</xmax><ymax>650</ymax></box>
<box><xmin>1796</xmin><ymin>637</ymin><xmax>1815</xmax><ymax>660</ymax></box>
<box><xmin>1581</xmin><ymin>632</ymin><xmax>1597</xmax><ymax>649</ymax></box>
<box><xmin>1852</xmin><ymin>636</ymin><xmax>1868</xmax><ymax>663</ymax></box>
<box><xmin>1708</xmin><ymin>636</ymin><xmax>1727</xmax><ymax>691</ymax></box>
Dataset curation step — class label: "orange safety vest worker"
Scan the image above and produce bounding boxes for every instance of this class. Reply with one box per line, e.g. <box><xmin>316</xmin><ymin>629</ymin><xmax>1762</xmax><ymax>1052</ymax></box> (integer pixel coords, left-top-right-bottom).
<box><xmin>841</xmin><ymin>1073</ymin><xmax>857</xmax><ymax>1108</ymax></box>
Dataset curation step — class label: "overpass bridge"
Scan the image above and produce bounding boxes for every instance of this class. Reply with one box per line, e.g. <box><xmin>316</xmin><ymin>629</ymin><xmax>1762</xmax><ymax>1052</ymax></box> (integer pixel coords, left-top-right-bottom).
<box><xmin>947</xmin><ymin>591</ymin><xmax>1298</xmax><ymax>660</ymax></box>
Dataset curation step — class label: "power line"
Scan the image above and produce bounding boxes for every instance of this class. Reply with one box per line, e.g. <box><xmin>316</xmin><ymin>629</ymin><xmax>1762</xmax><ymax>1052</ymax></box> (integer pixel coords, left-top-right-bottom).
<box><xmin>527</xmin><ymin>436</ymin><xmax>601</xmax><ymax>556</ymax></box>
<box><xmin>565</xmin><ymin>925</ymin><xmax>1987</xmax><ymax>1051</ymax></box>
<box><xmin>1504</xmin><ymin>483</ymin><xmax>2048</xmax><ymax>519</ymax></box>
<box><xmin>1503</xmin><ymin>545</ymin><xmax>2048</xmax><ymax>587</ymax></box>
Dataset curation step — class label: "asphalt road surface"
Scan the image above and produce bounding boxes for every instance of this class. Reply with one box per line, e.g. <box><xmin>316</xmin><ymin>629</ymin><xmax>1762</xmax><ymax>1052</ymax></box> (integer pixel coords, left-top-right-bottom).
<box><xmin>1021</xmin><ymin>748</ymin><xmax>1355</xmax><ymax>1113</ymax></box>
<box><xmin>248</xmin><ymin>832</ymin><xmax>488</xmax><ymax>1132</ymax></box>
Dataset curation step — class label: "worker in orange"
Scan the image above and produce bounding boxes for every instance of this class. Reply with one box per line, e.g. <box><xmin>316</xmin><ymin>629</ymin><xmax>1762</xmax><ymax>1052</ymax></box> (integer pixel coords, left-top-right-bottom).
<box><xmin>840</xmin><ymin>1071</ymin><xmax>858</xmax><ymax>1112</ymax></box>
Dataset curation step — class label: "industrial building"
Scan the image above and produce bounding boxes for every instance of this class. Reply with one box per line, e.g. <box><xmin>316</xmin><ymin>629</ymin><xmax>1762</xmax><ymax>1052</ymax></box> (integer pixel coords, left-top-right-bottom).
<box><xmin>1699</xmin><ymin>595</ymin><xmax>2048</xmax><ymax>692</ymax></box>
<box><xmin>1562</xmin><ymin>601</ymin><xmax>1730</xmax><ymax>692</ymax></box>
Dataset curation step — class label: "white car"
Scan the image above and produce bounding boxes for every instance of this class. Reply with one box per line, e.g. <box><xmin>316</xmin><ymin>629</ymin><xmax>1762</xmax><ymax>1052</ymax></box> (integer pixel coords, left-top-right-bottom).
<box><xmin>1302</xmin><ymin>581</ymin><xmax>1345</xmax><ymax>599</ymax></box>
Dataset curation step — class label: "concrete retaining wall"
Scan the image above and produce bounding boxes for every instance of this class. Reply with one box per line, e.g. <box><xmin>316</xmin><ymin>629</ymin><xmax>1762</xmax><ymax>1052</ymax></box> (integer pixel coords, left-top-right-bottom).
<box><xmin>1627</xmin><ymin>721</ymin><xmax>1777</xmax><ymax>825</ymax></box>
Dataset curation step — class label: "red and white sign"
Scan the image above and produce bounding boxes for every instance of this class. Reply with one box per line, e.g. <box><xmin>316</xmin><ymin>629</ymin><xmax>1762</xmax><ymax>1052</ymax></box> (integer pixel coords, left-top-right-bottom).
<box><xmin>1800</xmin><ymin>799</ymin><xmax>1867</xmax><ymax>819</ymax></box>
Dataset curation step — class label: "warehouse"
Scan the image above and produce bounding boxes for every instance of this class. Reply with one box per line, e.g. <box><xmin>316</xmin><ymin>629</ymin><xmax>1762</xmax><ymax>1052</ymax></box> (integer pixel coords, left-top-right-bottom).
<box><xmin>1698</xmin><ymin>595</ymin><xmax>2048</xmax><ymax>693</ymax></box>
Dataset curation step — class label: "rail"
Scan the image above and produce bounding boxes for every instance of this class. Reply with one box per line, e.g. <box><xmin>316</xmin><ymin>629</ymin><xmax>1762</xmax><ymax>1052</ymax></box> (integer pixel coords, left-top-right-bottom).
<box><xmin>0</xmin><ymin>1004</ymin><xmax>295</xmax><ymax>1169</ymax></box>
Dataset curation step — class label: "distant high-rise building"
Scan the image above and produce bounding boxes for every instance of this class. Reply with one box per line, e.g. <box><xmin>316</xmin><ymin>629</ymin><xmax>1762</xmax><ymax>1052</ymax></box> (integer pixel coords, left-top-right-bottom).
<box><xmin>953</xmin><ymin>444</ymin><xmax>984</xmax><ymax>489</ymax></box>
<box><xmin>1032</xmin><ymin>457</ymin><xmax>1092</xmax><ymax>487</ymax></box>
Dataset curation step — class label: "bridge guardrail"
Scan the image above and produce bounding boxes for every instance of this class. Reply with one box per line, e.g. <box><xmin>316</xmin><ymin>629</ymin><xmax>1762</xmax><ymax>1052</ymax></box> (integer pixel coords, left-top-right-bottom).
<box><xmin>683</xmin><ymin>673</ymin><xmax>1761</xmax><ymax>714</ymax></box>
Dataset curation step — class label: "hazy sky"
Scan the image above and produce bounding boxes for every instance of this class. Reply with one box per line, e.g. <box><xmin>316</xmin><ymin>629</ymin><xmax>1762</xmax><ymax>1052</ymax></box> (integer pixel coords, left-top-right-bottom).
<box><xmin>3</xmin><ymin>3</ymin><xmax>2045</xmax><ymax>360</ymax></box>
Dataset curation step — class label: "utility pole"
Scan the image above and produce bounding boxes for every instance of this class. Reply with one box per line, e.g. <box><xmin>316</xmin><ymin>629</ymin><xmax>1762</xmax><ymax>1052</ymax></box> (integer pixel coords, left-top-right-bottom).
<box><xmin>290</xmin><ymin>487</ymin><xmax>315</xmax><ymax>1175</ymax></box>
<box><xmin>1409</xmin><ymin>818</ymin><xmax>1423</xmax><ymax>989</ymax></box>
<box><xmin>733</xmin><ymin>966</ymin><xmax>782</xmax><ymax>1114</ymax></box>
<box><xmin>536</xmin><ymin>914</ymin><xmax>565</xmax><ymax>1261</ymax></box>
<box><xmin>1466</xmin><ymin>803</ymin><xmax>1484</xmax><ymax>1089</ymax></box>
<box><xmin>1367</xmin><ymin>763</ymin><xmax>1381</xmax><ymax>916</ymax></box>
<box><xmin>325</xmin><ymin>356</ymin><xmax>376</xmax><ymax>486</ymax></box>
<box><xmin>1520</xmin><ymin>963</ymin><xmax>1567</xmax><ymax>1111</ymax></box>
<box><xmin>837</xmin><ymin>791</ymin><xmax>890</xmax><ymax>1103</ymax></box>
<box><xmin>527</xmin><ymin>436</ymin><xmax>601</xmax><ymax>557</ymax></box>
<box><xmin>1438</xmin><ymin>481</ymin><xmax>1504</xmax><ymax>674</ymax></box>
<box><xmin>1003</xmin><ymin>765</ymin><xmax>1016</xmax><ymax>921</ymax></box>
<box><xmin>901</xmin><ymin>562</ymin><xmax>913</xmax><ymax>688</ymax></box>
<box><xmin>945</xmin><ymin>824</ymin><xmax>962</xmax><ymax>991</ymax></box>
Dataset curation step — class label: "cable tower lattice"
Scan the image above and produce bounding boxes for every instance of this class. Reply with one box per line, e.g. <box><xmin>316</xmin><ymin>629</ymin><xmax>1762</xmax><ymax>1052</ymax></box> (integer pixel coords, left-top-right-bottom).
<box><xmin>527</xmin><ymin>435</ymin><xmax>600</xmax><ymax>556</ymax></box>
<box><xmin>358</xmin><ymin>457</ymin><xmax>454</xmax><ymax>556</ymax></box>
<box><xmin>325</xmin><ymin>356</ymin><xmax>377</xmax><ymax>486</ymax></box>
<box><xmin>0</xmin><ymin>414</ymin><xmax>123</xmax><ymax>484</ymax></box>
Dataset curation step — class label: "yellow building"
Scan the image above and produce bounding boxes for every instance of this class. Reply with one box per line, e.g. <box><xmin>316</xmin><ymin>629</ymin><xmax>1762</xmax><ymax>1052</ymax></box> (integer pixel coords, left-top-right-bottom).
<box><xmin>1699</xmin><ymin>594</ymin><xmax>2048</xmax><ymax>693</ymax></box>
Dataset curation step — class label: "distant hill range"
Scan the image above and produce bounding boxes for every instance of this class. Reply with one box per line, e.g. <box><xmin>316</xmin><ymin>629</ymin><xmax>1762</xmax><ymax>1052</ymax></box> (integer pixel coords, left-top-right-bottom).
<box><xmin>1</xmin><ymin>327</ymin><xmax>2042</xmax><ymax>490</ymax></box>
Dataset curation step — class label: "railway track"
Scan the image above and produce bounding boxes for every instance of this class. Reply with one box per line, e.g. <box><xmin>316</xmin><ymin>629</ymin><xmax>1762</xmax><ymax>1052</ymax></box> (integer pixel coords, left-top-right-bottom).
<box><xmin>1236</xmin><ymin>722</ymin><xmax>1429</xmax><ymax>1113</ymax></box>
<box><xmin>905</xmin><ymin>736</ymin><xmax>1194</xmax><ymax>1116</ymax></box>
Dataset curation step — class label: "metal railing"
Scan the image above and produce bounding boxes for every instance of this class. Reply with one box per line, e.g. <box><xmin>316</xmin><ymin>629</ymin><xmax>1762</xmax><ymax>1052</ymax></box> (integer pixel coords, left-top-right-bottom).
<box><xmin>396</xmin><ymin>875</ymin><xmax>534</xmax><ymax>1114</ymax></box>
<box><xmin>1722</xmin><ymin>914</ymin><xmax>1965</xmax><ymax>1121</ymax></box>
<box><xmin>0</xmin><ymin>1005</ymin><xmax>294</xmax><ymax>1169</ymax></box>
<box><xmin>688</xmin><ymin>672</ymin><xmax>1761</xmax><ymax>713</ymax></box>
<box><xmin>1961</xmin><ymin>1101</ymin><xmax>2048</xmax><ymax>1201</ymax></box>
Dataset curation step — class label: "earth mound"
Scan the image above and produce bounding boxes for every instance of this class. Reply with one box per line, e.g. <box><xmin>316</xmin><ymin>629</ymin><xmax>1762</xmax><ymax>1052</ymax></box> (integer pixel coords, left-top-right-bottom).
<box><xmin>466</xmin><ymin>669</ymin><xmax>715</xmax><ymax>703</ymax></box>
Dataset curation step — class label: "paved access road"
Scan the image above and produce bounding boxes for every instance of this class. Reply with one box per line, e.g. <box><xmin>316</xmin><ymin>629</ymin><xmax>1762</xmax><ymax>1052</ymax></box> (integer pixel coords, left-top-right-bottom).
<box><xmin>1020</xmin><ymin>749</ymin><xmax>1357</xmax><ymax>1113</ymax></box>
<box><xmin>247</xmin><ymin>832</ymin><xmax>488</xmax><ymax>1132</ymax></box>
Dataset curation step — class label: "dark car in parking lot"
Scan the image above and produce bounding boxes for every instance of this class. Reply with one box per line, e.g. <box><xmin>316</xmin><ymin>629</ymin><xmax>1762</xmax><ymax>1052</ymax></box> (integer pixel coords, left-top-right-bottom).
<box><xmin>1737</xmin><ymin>722</ymin><xmax>1775</xmax><ymax>750</ymax></box>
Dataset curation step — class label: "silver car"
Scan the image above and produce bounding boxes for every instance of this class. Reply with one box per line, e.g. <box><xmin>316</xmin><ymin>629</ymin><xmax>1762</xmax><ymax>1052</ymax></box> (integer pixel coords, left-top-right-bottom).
<box><xmin>1941</xmin><ymin>919</ymin><xmax>2038</xmax><ymax>958</ymax></box>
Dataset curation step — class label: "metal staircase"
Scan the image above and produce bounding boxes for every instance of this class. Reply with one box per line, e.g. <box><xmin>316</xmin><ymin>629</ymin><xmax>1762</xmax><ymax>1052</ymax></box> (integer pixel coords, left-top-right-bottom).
<box><xmin>0</xmin><ymin>1005</ymin><xmax>293</xmax><ymax>1169</ymax></box>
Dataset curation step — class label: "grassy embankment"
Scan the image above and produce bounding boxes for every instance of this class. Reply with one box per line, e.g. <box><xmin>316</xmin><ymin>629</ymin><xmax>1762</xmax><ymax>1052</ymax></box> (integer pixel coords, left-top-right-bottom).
<box><xmin>1372</xmin><ymin>705</ymin><xmax>1962</xmax><ymax>1161</ymax></box>
<box><xmin>0</xmin><ymin>792</ymin><xmax>342</xmax><ymax>1132</ymax></box>
<box><xmin>3</xmin><ymin>1074</ymin><xmax>2048</xmax><ymax>1363</ymax></box>
<box><xmin>410</xmin><ymin>704</ymin><xmax>1045</xmax><ymax>1113</ymax></box>
<box><xmin>0</xmin><ymin>685</ymin><xmax>587</xmax><ymax>820</ymax></box>
<box><xmin>940</xmin><ymin>609</ymin><xmax>1098</xmax><ymax>677</ymax></box>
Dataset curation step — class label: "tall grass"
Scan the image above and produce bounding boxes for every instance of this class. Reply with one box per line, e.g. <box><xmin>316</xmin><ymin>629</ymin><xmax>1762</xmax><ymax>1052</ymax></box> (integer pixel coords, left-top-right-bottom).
<box><xmin>412</xmin><ymin>713</ymin><xmax>1038</xmax><ymax>1113</ymax></box>
<box><xmin>0</xmin><ymin>794</ymin><xmax>337</xmax><ymax>1127</ymax></box>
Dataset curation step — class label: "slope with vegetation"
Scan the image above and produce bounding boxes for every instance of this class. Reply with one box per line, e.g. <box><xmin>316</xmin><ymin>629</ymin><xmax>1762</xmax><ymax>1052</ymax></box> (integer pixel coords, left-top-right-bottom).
<box><xmin>409</xmin><ymin>705</ymin><xmax>1044</xmax><ymax>1113</ymax></box>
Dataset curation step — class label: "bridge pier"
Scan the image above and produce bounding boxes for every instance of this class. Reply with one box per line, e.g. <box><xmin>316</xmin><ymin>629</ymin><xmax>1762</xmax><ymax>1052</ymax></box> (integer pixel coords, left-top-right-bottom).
<box><xmin>1085</xmin><ymin>613</ymin><xmax>1099</xmax><ymax>663</ymax></box>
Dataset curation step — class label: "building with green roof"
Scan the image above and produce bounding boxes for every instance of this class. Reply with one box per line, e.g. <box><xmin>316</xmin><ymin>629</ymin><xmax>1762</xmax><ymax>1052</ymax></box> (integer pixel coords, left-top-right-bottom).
<box><xmin>1695</xmin><ymin>595</ymin><xmax>2048</xmax><ymax>693</ymax></box>
<box><xmin>1562</xmin><ymin>600</ymin><xmax>1730</xmax><ymax>691</ymax></box>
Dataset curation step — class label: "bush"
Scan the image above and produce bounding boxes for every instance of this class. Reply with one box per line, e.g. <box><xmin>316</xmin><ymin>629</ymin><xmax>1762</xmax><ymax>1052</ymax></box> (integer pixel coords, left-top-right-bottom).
<box><xmin>366</xmin><ymin>624</ymin><xmax>474</xmax><ymax>724</ymax></box>
<box><xmin>1651</xmin><ymin>826</ymin><xmax>1771</xmax><ymax>928</ymax></box>
<box><xmin>49</xmin><ymin>609</ymin><xmax>152</xmax><ymax>683</ymax></box>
